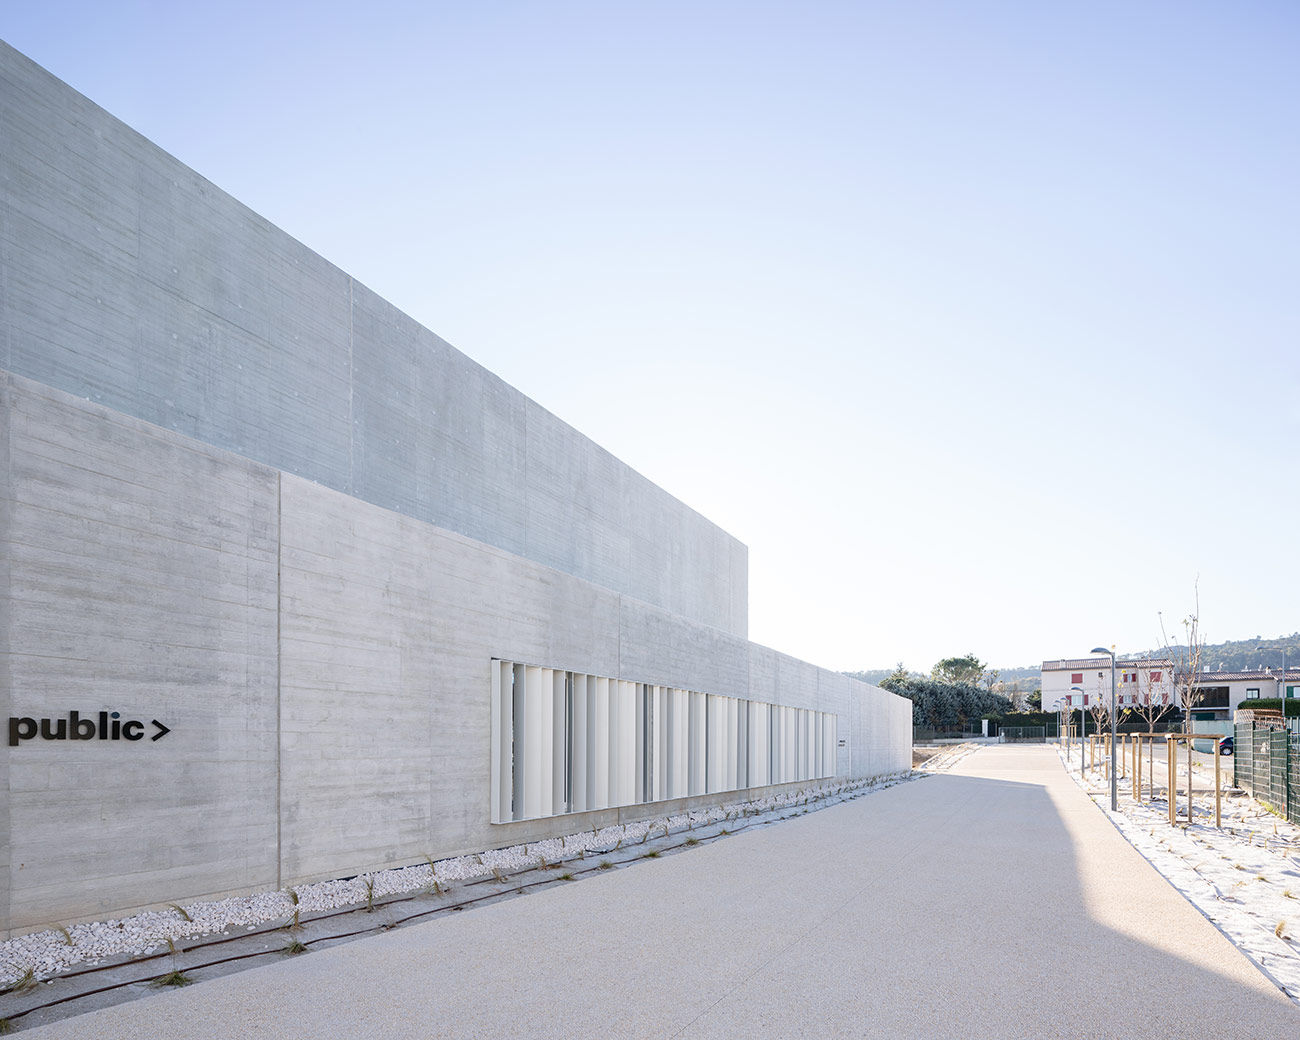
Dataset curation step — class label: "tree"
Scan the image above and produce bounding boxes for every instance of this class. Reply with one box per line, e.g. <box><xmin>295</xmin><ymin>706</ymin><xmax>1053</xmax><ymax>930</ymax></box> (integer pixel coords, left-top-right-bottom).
<box><xmin>1162</xmin><ymin>584</ymin><xmax>1206</xmax><ymax>735</ymax></box>
<box><xmin>994</xmin><ymin>678</ymin><xmax>1029</xmax><ymax>712</ymax></box>
<box><xmin>932</xmin><ymin>653</ymin><xmax>988</xmax><ymax>687</ymax></box>
<box><xmin>1131</xmin><ymin>657</ymin><xmax>1173</xmax><ymax>733</ymax></box>
<box><xmin>879</xmin><ymin>673</ymin><xmax>1012</xmax><ymax>730</ymax></box>
<box><xmin>1087</xmin><ymin>673</ymin><xmax>1112</xmax><ymax>741</ymax></box>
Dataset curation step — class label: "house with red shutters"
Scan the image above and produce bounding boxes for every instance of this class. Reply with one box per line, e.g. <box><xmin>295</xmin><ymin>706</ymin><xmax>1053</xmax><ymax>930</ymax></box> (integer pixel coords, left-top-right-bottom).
<box><xmin>1040</xmin><ymin>657</ymin><xmax>1177</xmax><ymax>716</ymax></box>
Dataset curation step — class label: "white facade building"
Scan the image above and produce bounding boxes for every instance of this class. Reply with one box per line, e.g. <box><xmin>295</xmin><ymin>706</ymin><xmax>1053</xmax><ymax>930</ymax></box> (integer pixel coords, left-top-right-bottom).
<box><xmin>1040</xmin><ymin>657</ymin><xmax>1177</xmax><ymax>715</ymax></box>
<box><xmin>1040</xmin><ymin>658</ymin><xmax>1298</xmax><ymax>724</ymax></box>
<box><xmin>1191</xmin><ymin>669</ymin><xmax>1300</xmax><ymax>720</ymax></box>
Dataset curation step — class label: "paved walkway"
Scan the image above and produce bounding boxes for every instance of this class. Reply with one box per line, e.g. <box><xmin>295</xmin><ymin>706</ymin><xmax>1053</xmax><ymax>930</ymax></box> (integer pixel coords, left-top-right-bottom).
<box><xmin>26</xmin><ymin>747</ymin><xmax>1300</xmax><ymax>1038</ymax></box>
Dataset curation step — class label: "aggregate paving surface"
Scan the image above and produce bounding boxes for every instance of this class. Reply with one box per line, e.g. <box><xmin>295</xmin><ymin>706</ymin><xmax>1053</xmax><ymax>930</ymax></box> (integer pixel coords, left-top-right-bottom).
<box><xmin>19</xmin><ymin>747</ymin><xmax>1300</xmax><ymax>1038</ymax></box>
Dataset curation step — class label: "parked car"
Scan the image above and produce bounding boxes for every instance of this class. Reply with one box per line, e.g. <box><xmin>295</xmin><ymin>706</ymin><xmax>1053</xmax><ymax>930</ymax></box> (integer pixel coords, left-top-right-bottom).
<box><xmin>1219</xmin><ymin>735</ymin><xmax>1234</xmax><ymax>756</ymax></box>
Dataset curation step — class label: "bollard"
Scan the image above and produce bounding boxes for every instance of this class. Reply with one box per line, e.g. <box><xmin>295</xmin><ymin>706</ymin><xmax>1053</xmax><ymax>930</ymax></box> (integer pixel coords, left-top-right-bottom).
<box><xmin>1213</xmin><ymin>738</ymin><xmax>1221</xmax><ymax>828</ymax></box>
<box><xmin>1134</xmin><ymin>734</ymin><xmax>1140</xmax><ymax>800</ymax></box>
<box><xmin>1167</xmin><ymin>737</ymin><xmax>1176</xmax><ymax>826</ymax></box>
<box><xmin>1148</xmin><ymin>736</ymin><xmax>1155</xmax><ymax>803</ymax></box>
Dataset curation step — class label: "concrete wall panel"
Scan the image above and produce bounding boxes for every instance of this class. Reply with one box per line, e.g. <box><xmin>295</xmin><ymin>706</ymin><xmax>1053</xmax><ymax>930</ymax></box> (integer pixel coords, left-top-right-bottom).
<box><xmin>0</xmin><ymin>49</ymin><xmax>355</xmax><ymax>491</ymax></box>
<box><xmin>1</xmin><ymin>375</ymin><xmax>910</xmax><ymax>926</ymax></box>
<box><xmin>0</xmin><ymin>41</ymin><xmax>746</xmax><ymax>638</ymax></box>
<box><xmin>619</xmin><ymin>599</ymin><xmax>748</xmax><ymax>702</ymax></box>
<box><xmin>0</xmin><ymin>373</ymin><xmax>10</xmax><ymax>931</ymax></box>
<box><xmin>522</xmin><ymin>401</ymin><xmax>630</xmax><ymax>595</ymax></box>
<box><xmin>349</xmin><ymin>286</ymin><xmax>529</xmax><ymax>557</ymax></box>
<box><xmin>278</xmin><ymin>475</ymin><xmax>630</xmax><ymax>881</ymax></box>
<box><xmin>747</xmin><ymin>643</ymin><xmax>821</xmax><ymax>713</ymax></box>
<box><xmin>0</xmin><ymin>373</ymin><xmax>280</xmax><ymax>934</ymax></box>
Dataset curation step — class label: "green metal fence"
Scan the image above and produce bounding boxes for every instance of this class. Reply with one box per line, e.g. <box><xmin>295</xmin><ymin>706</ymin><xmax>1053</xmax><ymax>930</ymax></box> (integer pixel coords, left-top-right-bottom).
<box><xmin>1234</xmin><ymin>720</ymin><xmax>1300</xmax><ymax>825</ymax></box>
<box><xmin>1291</xmin><ymin>732</ymin><xmax>1300</xmax><ymax>828</ymax></box>
<box><xmin>913</xmin><ymin>723</ymin><xmax>985</xmax><ymax>741</ymax></box>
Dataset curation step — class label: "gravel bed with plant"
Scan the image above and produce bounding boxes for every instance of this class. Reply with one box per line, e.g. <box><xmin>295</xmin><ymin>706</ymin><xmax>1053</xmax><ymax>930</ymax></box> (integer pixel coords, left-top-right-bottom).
<box><xmin>1062</xmin><ymin>744</ymin><xmax>1300</xmax><ymax>1005</ymax></box>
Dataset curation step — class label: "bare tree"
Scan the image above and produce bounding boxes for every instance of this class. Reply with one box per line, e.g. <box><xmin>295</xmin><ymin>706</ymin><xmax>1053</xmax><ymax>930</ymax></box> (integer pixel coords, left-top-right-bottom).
<box><xmin>1131</xmin><ymin>657</ymin><xmax>1170</xmax><ymax>733</ymax></box>
<box><xmin>1059</xmin><ymin>699</ymin><xmax>1079</xmax><ymax>745</ymax></box>
<box><xmin>996</xmin><ymin>677</ymin><xmax>1027</xmax><ymax>713</ymax></box>
<box><xmin>1087</xmin><ymin>667</ymin><xmax>1112</xmax><ymax>740</ymax></box>
<box><xmin>1162</xmin><ymin>584</ymin><xmax>1206</xmax><ymax>735</ymax></box>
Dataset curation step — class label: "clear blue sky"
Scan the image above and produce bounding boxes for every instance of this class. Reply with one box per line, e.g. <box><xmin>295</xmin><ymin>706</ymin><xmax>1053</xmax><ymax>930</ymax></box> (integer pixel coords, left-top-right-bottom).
<box><xmin>6</xmin><ymin>2</ymin><xmax>1298</xmax><ymax>672</ymax></box>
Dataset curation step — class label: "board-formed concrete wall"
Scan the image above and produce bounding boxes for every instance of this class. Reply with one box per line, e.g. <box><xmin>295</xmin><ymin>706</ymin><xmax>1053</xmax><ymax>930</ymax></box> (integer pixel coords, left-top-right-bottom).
<box><xmin>0</xmin><ymin>40</ymin><xmax>746</xmax><ymax>640</ymax></box>
<box><xmin>0</xmin><ymin>373</ymin><xmax>282</xmax><ymax>930</ymax></box>
<box><xmin>1</xmin><ymin>372</ymin><xmax>910</xmax><ymax>934</ymax></box>
<box><xmin>0</xmin><ymin>40</ymin><xmax>911</xmax><ymax>935</ymax></box>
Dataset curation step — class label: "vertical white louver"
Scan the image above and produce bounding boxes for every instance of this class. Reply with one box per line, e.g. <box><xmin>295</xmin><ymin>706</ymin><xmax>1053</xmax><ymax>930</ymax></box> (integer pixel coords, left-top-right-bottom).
<box><xmin>489</xmin><ymin>660</ymin><xmax>841</xmax><ymax>824</ymax></box>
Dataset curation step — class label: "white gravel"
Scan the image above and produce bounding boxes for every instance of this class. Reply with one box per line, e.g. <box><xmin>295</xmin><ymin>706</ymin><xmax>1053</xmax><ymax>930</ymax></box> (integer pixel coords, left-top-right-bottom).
<box><xmin>914</xmin><ymin>742</ymin><xmax>979</xmax><ymax>773</ymax></box>
<box><xmin>0</xmin><ymin>773</ymin><xmax>909</xmax><ymax>988</ymax></box>
<box><xmin>1061</xmin><ymin>743</ymin><xmax>1300</xmax><ymax>1004</ymax></box>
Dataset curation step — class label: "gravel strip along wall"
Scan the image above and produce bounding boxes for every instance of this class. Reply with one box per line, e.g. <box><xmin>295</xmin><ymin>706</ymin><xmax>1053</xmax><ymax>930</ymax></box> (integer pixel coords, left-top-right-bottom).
<box><xmin>0</xmin><ymin>40</ymin><xmax>912</xmax><ymax>939</ymax></box>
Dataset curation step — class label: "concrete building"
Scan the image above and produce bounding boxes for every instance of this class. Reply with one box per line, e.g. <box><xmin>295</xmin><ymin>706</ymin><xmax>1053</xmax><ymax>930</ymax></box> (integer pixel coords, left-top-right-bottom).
<box><xmin>0</xmin><ymin>41</ymin><xmax>910</xmax><ymax>936</ymax></box>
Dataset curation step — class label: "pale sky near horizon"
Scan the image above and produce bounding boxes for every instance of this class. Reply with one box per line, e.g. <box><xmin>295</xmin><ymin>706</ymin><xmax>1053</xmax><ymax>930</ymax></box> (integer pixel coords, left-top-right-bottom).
<box><xmin>5</xmin><ymin>2</ymin><xmax>1297</xmax><ymax>673</ymax></box>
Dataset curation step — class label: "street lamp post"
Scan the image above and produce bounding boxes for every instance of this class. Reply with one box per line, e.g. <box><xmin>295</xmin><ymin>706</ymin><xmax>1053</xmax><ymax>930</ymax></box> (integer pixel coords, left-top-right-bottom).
<box><xmin>1092</xmin><ymin>646</ymin><xmax>1118</xmax><ymax>811</ymax></box>
<box><xmin>1070</xmin><ymin>686</ymin><xmax>1085</xmax><ymax>777</ymax></box>
<box><xmin>1256</xmin><ymin>644</ymin><xmax>1289</xmax><ymax>703</ymax></box>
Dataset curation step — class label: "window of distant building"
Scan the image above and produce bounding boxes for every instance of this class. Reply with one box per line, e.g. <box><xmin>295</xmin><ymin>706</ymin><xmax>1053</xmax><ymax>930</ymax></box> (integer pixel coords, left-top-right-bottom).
<box><xmin>1071</xmin><ymin>673</ymin><xmax>1083</xmax><ymax>684</ymax></box>
<box><xmin>1152</xmin><ymin>671</ymin><xmax>1162</xmax><ymax>682</ymax></box>
<box><xmin>1246</xmin><ymin>688</ymin><xmax>1260</xmax><ymax>699</ymax></box>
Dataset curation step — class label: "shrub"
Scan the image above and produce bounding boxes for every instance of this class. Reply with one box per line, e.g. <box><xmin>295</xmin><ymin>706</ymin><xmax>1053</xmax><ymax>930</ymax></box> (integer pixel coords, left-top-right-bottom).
<box><xmin>1236</xmin><ymin>698</ymin><xmax>1300</xmax><ymax>717</ymax></box>
<box><xmin>879</xmin><ymin>675</ymin><xmax>1011</xmax><ymax>727</ymax></box>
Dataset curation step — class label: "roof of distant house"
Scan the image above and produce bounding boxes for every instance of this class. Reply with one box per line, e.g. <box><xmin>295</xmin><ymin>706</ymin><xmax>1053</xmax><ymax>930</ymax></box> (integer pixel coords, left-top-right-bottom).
<box><xmin>1041</xmin><ymin>658</ymin><xmax>1175</xmax><ymax>672</ymax></box>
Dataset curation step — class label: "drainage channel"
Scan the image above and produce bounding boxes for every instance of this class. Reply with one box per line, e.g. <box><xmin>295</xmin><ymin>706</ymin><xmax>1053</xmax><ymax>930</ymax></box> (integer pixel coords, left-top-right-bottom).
<box><xmin>0</xmin><ymin>775</ymin><xmax>914</xmax><ymax>1032</ymax></box>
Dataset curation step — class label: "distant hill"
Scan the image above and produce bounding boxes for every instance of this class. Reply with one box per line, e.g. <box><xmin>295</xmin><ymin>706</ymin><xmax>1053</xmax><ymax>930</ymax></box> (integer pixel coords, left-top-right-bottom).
<box><xmin>846</xmin><ymin>634</ymin><xmax>1300</xmax><ymax>690</ymax></box>
<box><xmin>1120</xmin><ymin>633</ymin><xmax>1300</xmax><ymax>672</ymax></box>
<box><xmin>844</xmin><ymin>664</ymin><xmax>1042</xmax><ymax>691</ymax></box>
<box><xmin>843</xmin><ymin>669</ymin><xmax>893</xmax><ymax>686</ymax></box>
<box><xmin>993</xmin><ymin>666</ymin><xmax>1043</xmax><ymax>684</ymax></box>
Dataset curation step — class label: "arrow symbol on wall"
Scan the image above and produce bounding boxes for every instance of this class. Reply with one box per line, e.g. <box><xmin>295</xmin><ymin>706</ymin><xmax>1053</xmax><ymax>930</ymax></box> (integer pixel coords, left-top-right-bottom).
<box><xmin>151</xmin><ymin>720</ymin><xmax>170</xmax><ymax>741</ymax></box>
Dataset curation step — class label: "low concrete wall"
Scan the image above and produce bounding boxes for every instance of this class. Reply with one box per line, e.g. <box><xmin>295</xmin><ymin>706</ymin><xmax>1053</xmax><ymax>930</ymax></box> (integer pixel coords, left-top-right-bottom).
<box><xmin>1</xmin><ymin>372</ymin><xmax>909</xmax><ymax>934</ymax></box>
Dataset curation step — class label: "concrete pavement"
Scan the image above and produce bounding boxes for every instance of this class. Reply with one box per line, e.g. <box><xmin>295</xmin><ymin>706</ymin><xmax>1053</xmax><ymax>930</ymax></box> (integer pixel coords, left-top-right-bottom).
<box><xmin>23</xmin><ymin>747</ymin><xmax>1300</xmax><ymax>1038</ymax></box>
